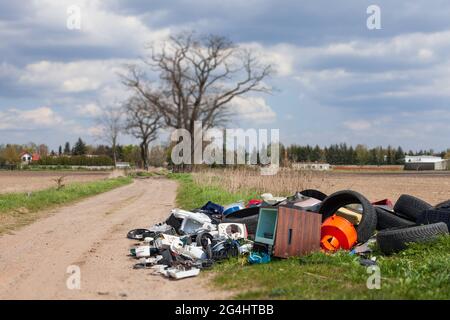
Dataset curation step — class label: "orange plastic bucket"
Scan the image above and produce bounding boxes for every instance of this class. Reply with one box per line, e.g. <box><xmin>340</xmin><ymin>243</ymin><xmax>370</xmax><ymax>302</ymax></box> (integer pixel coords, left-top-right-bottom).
<box><xmin>321</xmin><ymin>215</ymin><xmax>357</xmax><ymax>251</ymax></box>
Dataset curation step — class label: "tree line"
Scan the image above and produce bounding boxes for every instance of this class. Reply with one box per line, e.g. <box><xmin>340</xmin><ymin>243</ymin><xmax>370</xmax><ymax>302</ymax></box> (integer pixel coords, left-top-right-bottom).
<box><xmin>281</xmin><ymin>143</ymin><xmax>450</xmax><ymax>165</ymax></box>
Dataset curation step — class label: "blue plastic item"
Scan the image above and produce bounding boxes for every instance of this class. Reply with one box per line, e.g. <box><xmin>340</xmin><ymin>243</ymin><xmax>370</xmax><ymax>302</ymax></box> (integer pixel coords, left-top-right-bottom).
<box><xmin>248</xmin><ymin>252</ymin><xmax>271</xmax><ymax>264</ymax></box>
<box><xmin>201</xmin><ymin>201</ymin><xmax>224</xmax><ymax>215</ymax></box>
<box><xmin>223</xmin><ymin>202</ymin><xmax>244</xmax><ymax>216</ymax></box>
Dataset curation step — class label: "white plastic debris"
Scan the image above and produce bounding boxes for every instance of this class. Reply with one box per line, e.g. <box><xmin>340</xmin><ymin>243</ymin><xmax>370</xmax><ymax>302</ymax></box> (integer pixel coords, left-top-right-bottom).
<box><xmin>261</xmin><ymin>193</ymin><xmax>286</xmax><ymax>205</ymax></box>
<box><xmin>166</xmin><ymin>267</ymin><xmax>200</xmax><ymax>279</ymax></box>
<box><xmin>239</xmin><ymin>243</ymin><xmax>253</xmax><ymax>254</ymax></box>
<box><xmin>134</xmin><ymin>245</ymin><xmax>152</xmax><ymax>258</ymax></box>
<box><xmin>140</xmin><ymin>255</ymin><xmax>163</xmax><ymax>265</ymax></box>
<box><xmin>172</xmin><ymin>208</ymin><xmax>216</xmax><ymax>234</ymax></box>
<box><xmin>218</xmin><ymin>223</ymin><xmax>247</xmax><ymax>240</ymax></box>
<box><xmin>170</xmin><ymin>241</ymin><xmax>208</xmax><ymax>260</ymax></box>
<box><xmin>154</xmin><ymin>234</ymin><xmax>182</xmax><ymax>250</ymax></box>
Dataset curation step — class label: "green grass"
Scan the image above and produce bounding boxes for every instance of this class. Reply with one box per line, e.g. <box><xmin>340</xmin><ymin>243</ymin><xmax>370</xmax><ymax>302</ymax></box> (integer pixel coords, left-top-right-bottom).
<box><xmin>0</xmin><ymin>176</ymin><xmax>132</xmax><ymax>233</ymax></box>
<box><xmin>170</xmin><ymin>172</ymin><xmax>450</xmax><ymax>300</ymax></box>
<box><xmin>169</xmin><ymin>173</ymin><xmax>259</xmax><ymax>209</ymax></box>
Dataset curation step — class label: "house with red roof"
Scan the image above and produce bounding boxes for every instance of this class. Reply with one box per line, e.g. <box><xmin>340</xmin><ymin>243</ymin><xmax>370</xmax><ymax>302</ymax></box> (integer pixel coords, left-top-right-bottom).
<box><xmin>20</xmin><ymin>152</ymin><xmax>40</xmax><ymax>164</ymax></box>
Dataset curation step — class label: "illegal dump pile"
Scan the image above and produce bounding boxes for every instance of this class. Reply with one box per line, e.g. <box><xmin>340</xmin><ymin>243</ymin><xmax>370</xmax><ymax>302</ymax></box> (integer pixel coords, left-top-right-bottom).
<box><xmin>127</xmin><ymin>190</ymin><xmax>450</xmax><ymax>280</ymax></box>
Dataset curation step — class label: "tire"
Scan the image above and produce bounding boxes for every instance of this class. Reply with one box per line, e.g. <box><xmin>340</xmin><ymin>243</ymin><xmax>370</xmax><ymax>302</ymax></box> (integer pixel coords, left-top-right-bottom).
<box><xmin>127</xmin><ymin>229</ymin><xmax>153</xmax><ymax>240</ymax></box>
<box><xmin>393</xmin><ymin>194</ymin><xmax>432</xmax><ymax>221</ymax></box>
<box><xmin>223</xmin><ymin>214</ymin><xmax>259</xmax><ymax>236</ymax></box>
<box><xmin>299</xmin><ymin>189</ymin><xmax>327</xmax><ymax>201</ymax></box>
<box><xmin>224</xmin><ymin>207</ymin><xmax>259</xmax><ymax>219</ymax></box>
<box><xmin>435</xmin><ymin>200</ymin><xmax>450</xmax><ymax>211</ymax></box>
<box><xmin>196</xmin><ymin>231</ymin><xmax>214</xmax><ymax>249</ymax></box>
<box><xmin>319</xmin><ymin>190</ymin><xmax>377</xmax><ymax>243</ymax></box>
<box><xmin>376</xmin><ymin>222</ymin><xmax>449</xmax><ymax>255</ymax></box>
<box><xmin>417</xmin><ymin>209</ymin><xmax>450</xmax><ymax>229</ymax></box>
<box><xmin>375</xmin><ymin>207</ymin><xmax>416</xmax><ymax>230</ymax></box>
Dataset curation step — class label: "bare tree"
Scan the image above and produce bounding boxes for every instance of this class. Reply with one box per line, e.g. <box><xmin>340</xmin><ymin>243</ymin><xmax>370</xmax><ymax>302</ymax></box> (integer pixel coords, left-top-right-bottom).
<box><xmin>97</xmin><ymin>105</ymin><xmax>123</xmax><ymax>166</ymax></box>
<box><xmin>123</xmin><ymin>96</ymin><xmax>162</xmax><ymax>169</ymax></box>
<box><xmin>121</xmin><ymin>32</ymin><xmax>272</xmax><ymax>161</ymax></box>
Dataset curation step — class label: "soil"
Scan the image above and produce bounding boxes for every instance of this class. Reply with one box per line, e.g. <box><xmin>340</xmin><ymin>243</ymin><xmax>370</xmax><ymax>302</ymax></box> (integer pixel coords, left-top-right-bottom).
<box><xmin>0</xmin><ymin>171</ymin><xmax>110</xmax><ymax>194</ymax></box>
<box><xmin>0</xmin><ymin>178</ymin><xmax>229</xmax><ymax>300</ymax></box>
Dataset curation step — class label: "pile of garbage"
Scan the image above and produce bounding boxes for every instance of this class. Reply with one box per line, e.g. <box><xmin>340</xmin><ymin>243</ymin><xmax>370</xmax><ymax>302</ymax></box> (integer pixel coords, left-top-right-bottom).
<box><xmin>126</xmin><ymin>189</ymin><xmax>450</xmax><ymax>279</ymax></box>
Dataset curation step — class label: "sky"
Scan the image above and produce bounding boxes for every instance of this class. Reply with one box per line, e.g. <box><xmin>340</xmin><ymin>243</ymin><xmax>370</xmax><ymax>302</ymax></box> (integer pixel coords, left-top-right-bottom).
<box><xmin>1</xmin><ymin>0</ymin><xmax>450</xmax><ymax>151</ymax></box>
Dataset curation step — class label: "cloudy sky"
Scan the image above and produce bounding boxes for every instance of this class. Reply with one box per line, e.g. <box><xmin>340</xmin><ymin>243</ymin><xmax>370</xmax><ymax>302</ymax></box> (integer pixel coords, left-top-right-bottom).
<box><xmin>1</xmin><ymin>0</ymin><xmax>450</xmax><ymax>151</ymax></box>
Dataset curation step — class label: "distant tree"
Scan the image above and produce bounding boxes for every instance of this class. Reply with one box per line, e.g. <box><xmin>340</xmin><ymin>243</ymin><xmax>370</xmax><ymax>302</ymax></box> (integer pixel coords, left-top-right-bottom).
<box><xmin>96</xmin><ymin>105</ymin><xmax>123</xmax><ymax>166</ymax></box>
<box><xmin>1</xmin><ymin>145</ymin><xmax>20</xmax><ymax>164</ymax></box>
<box><xmin>149</xmin><ymin>145</ymin><xmax>168</xmax><ymax>167</ymax></box>
<box><xmin>38</xmin><ymin>144</ymin><xmax>49</xmax><ymax>157</ymax></box>
<box><xmin>72</xmin><ymin>138</ymin><xmax>87</xmax><ymax>156</ymax></box>
<box><xmin>444</xmin><ymin>149</ymin><xmax>450</xmax><ymax>159</ymax></box>
<box><xmin>64</xmin><ymin>142</ymin><xmax>71</xmax><ymax>155</ymax></box>
<box><xmin>122</xmin><ymin>144</ymin><xmax>142</xmax><ymax>167</ymax></box>
<box><xmin>122</xmin><ymin>32</ymin><xmax>272</xmax><ymax>164</ymax></box>
<box><xmin>124</xmin><ymin>96</ymin><xmax>163</xmax><ymax>169</ymax></box>
<box><xmin>58</xmin><ymin>145</ymin><xmax>62</xmax><ymax>156</ymax></box>
<box><xmin>395</xmin><ymin>146</ymin><xmax>405</xmax><ymax>164</ymax></box>
<box><xmin>355</xmin><ymin>144</ymin><xmax>369</xmax><ymax>165</ymax></box>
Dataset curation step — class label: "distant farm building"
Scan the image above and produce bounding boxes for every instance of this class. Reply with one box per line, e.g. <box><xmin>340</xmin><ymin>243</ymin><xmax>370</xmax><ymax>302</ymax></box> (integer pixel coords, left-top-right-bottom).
<box><xmin>115</xmin><ymin>162</ymin><xmax>131</xmax><ymax>169</ymax></box>
<box><xmin>20</xmin><ymin>152</ymin><xmax>40</xmax><ymax>164</ymax></box>
<box><xmin>404</xmin><ymin>155</ymin><xmax>449</xmax><ymax>171</ymax></box>
<box><xmin>292</xmin><ymin>162</ymin><xmax>331</xmax><ymax>171</ymax></box>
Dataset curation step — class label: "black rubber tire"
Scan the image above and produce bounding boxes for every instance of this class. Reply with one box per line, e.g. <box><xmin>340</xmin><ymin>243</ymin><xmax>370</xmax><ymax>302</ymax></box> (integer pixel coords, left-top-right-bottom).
<box><xmin>223</xmin><ymin>214</ymin><xmax>259</xmax><ymax>236</ymax></box>
<box><xmin>196</xmin><ymin>231</ymin><xmax>214</xmax><ymax>249</ymax></box>
<box><xmin>299</xmin><ymin>189</ymin><xmax>327</xmax><ymax>201</ymax></box>
<box><xmin>435</xmin><ymin>200</ymin><xmax>450</xmax><ymax>211</ymax></box>
<box><xmin>377</xmin><ymin>222</ymin><xmax>449</xmax><ymax>255</ymax></box>
<box><xmin>224</xmin><ymin>207</ymin><xmax>259</xmax><ymax>219</ymax></box>
<box><xmin>126</xmin><ymin>229</ymin><xmax>153</xmax><ymax>240</ymax></box>
<box><xmin>417</xmin><ymin>209</ymin><xmax>450</xmax><ymax>229</ymax></box>
<box><xmin>393</xmin><ymin>194</ymin><xmax>432</xmax><ymax>221</ymax></box>
<box><xmin>319</xmin><ymin>190</ymin><xmax>377</xmax><ymax>243</ymax></box>
<box><xmin>375</xmin><ymin>207</ymin><xmax>416</xmax><ymax>230</ymax></box>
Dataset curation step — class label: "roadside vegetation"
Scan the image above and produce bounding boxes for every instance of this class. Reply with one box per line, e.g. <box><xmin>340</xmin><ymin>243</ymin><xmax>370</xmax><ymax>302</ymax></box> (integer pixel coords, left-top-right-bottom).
<box><xmin>0</xmin><ymin>176</ymin><xmax>132</xmax><ymax>234</ymax></box>
<box><xmin>170</xmin><ymin>172</ymin><xmax>450</xmax><ymax>300</ymax></box>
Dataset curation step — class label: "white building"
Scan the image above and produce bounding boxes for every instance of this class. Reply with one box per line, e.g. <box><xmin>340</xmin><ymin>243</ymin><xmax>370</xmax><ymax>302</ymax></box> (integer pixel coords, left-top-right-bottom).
<box><xmin>115</xmin><ymin>162</ymin><xmax>131</xmax><ymax>169</ymax></box>
<box><xmin>292</xmin><ymin>162</ymin><xmax>331</xmax><ymax>171</ymax></box>
<box><xmin>404</xmin><ymin>156</ymin><xmax>449</xmax><ymax>171</ymax></box>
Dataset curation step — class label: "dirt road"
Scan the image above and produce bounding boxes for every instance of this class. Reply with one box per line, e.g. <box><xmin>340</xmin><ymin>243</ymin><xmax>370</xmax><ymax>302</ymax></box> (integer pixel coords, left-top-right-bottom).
<box><xmin>0</xmin><ymin>178</ymin><xmax>228</xmax><ymax>300</ymax></box>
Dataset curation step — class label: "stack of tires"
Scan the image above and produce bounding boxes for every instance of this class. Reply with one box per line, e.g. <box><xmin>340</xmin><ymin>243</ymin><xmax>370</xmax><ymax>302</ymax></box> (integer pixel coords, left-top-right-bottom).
<box><xmin>223</xmin><ymin>189</ymin><xmax>450</xmax><ymax>255</ymax></box>
<box><xmin>376</xmin><ymin>195</ymin><xmax>449</xmax><ymax>255</ymax></box>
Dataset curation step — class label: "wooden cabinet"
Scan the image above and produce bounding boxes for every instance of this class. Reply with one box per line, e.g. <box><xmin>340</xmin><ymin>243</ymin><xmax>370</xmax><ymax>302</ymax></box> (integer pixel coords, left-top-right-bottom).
<box><xmin>255</xmin><ymin>205</ymin><xmax>322</xmax><ymax>258</ymax></box>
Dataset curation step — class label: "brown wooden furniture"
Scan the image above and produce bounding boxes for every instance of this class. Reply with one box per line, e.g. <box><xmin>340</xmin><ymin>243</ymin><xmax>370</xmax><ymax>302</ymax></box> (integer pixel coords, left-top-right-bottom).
<box><xmin>254</xmin><ymin>205</ymin><xmax>322</xmax><ymax>258</ymax></box>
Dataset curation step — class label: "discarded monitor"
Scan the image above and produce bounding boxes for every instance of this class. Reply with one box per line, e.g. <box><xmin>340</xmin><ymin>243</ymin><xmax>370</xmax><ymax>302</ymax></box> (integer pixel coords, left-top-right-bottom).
<box><xmin>255</xmin><ymin>206</ymin><xmax>322</xmax><ymax>258</ymax></box>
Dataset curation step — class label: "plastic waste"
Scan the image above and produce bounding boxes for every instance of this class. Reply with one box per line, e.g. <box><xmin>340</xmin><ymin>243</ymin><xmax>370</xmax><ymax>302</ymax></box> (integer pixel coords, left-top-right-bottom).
<box><xmin>223</xmin><ymin>202</ymin><xmax>244</xmax><ymax>216</ymax></box>
<box><xmin>172</xmin><ymin>208</ymin><xmax>216</xmax><ymax>234</ymax></box>
<box><xmin>218</xmin><ymin>223</ymin><xmax>247</xmax><ymax>240</ymax></box>
<box><xmin>261</xmin><ymin>193</ymin><xmax>286</xmax><ymax>205</ymax></box>
<box><xmin>248</xmin><ymin>251</ymin><xmax>271</xmax><ymax>264</ymax></box>
<box><xmin>321</xmin><ymin>215</ymin><xmax>357</xmax><ymax>251</ymax></box>
<box><xmin>166</xmin><ymin>267</ymin><xmax>200</xmax><ymax>279</ymax></box>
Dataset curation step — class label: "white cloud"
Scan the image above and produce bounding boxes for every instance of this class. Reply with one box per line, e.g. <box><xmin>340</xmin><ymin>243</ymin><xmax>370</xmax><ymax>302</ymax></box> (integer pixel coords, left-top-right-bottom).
<box><xmin>18</xmin><ymin>0</ymin><xmax>171</xmax><ymax>54</ymax></box>
<box><xmin>75</xmin><ymin>103</ymin><xmax>102</xmax><ymax>117</ymax></box>
<box><xmin>87</xmin><ymin>125</ymin><xmax>103</xmax><ymax>136</ymax></box>
<box><xmin>231</xmin><ymin>96</ymin><xmax>276</xmax><ymax>124</ymax></box>
<box><xmin>343</xmin><ymin>120</ymin><xmax>372</xmax><ymax>131</ymax></box>
<box><xmin>0</xmin><ymin>106</ymin><xmax>63</xmax><ymax>130</ymax></box>
<box><xmin>241</xmin><ymin>42</ymin><xmax>295</xmax><ymax>77</ymax></box>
